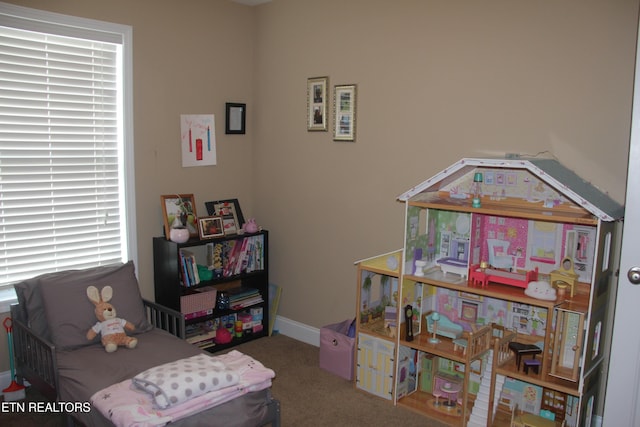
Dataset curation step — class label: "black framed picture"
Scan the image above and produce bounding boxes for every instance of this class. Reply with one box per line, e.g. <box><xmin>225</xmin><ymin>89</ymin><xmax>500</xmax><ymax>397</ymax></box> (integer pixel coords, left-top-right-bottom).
<box><xmin>225</xmin><ymin>102</ymin><xmax>246</xmax><ymax>134</ymax></box>
<box><xmin>205</xmin><ymin>198</ymin><xmax>245</xmax><ymax>235</ymax></box>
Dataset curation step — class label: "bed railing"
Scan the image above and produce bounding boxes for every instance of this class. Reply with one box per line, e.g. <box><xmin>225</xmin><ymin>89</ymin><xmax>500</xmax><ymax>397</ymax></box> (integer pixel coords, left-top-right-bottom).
<box><xmin>143</xmin><ymin>299</ymin><xmax>186</xmax><ymax>339</ymax></box>
<box><xmin>8</xmin><ymin>299</ymin><xmax>186</xmax><ymax>404</ymax></box>
<box><xmin>9</xmin><ymin>304</ymin><xmax>59</xmax><ymax>401</ymax></box>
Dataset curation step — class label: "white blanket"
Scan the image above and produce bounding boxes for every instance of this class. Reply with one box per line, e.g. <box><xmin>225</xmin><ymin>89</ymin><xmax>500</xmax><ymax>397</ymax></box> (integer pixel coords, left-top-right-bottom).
<box><xmin>91</xmin><ymin>350</ymin><xmax>275</xmax><ymax>427</ymax></box>
<box><xmin>132</xmin><ymin>353</ymin><xmax>240</xmax><ymax>409</ymax></box>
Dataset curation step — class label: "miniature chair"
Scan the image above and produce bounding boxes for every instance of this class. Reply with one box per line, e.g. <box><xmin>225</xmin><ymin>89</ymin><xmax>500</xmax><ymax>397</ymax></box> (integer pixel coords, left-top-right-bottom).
<box><xmin>523</xmin><ymin>358</ymin><xmax>541</xmax><ymax>374</ymax></box>
<box><xmin>453</xmin><ymin>338</ymin><xmax>468</xmax><ymax>355</ymax></box>
<box><xmin>432</xmin><ymin>388</ymin><xmax>444</xmax><ymax>407</ymax></box>
<box><xmin>487</xmin><ymin>239</ymin><xmax>514</xmax><ymax>270</ymax></box>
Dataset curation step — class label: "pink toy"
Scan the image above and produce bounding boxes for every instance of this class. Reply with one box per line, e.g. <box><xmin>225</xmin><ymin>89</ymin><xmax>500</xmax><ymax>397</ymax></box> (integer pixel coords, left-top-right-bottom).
<box><xmin>215</xmin><ymin>325</ymin><xmax>232</xmax><ymax>344</ymax></box>
<box><xmin>243</xmin><ymin>218</ymin><xmax>259</xmax><ymax>234</ymax></box>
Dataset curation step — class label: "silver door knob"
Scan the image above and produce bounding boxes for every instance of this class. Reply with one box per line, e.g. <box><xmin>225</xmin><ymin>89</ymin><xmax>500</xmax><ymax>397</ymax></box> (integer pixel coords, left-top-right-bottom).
<box><xmin>627</xmin><ymin>267</ymin><xmax>640</xmax><ymax>284</ymax></box>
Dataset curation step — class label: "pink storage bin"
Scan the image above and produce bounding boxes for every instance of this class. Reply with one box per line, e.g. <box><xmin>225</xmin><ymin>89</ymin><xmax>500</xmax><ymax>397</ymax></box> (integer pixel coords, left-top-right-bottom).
<box><xmin>319</xmin><ymin>319</ymin><xmax>355</xmax><ymax>381</ymax></box>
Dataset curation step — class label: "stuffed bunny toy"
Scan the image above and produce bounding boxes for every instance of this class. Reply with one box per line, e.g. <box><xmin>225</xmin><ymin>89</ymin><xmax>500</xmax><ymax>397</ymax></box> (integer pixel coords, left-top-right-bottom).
<box><xmin>86</xmin><ymin>285</ymin><xmax>138</xmax><ymax>353</ymax></box>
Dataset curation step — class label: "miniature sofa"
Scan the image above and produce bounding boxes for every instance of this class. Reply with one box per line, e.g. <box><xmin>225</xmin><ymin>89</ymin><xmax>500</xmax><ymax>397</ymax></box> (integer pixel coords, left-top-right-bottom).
<box><xmin>425</xmin><ymin>312</ymin><xmax>463</xmax><ymax>339</ymax></box>
<box><xmin>10</xmin><ymin>261</ymin><xmax>281</xmax><ymax>427</ymax></box>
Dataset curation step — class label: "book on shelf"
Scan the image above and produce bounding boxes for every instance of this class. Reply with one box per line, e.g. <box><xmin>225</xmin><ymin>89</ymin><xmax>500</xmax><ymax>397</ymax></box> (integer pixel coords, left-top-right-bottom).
<box><xmin>207</xmin><ymin>242</ymin><xmax>224</xmax><ymax>272</ymax></box>
<box><xmin>222</xmin><ymin>240</ymin><xmax>239</xmax><ymax>277</ymax></box>
<box><xmin>179</xmin><ymin>249</ymin><xmax>200</xmax><ymax>287</ymax></box>
<box><xmin>206</xmin><ymin>235</ymin><xmax>265</xmax><ymax>278</ymax></box>
<box><xmin>231</xmin><ymin>296</ymin><xmax>264</xmax><ymax>310</ymax></box>
<box><xmin>227</xmin><ymin>286</ymin><xmax>260</xmax><ymax>300</ymax></box>
<box><xmin>184</xmin><ymin>308</ymin><xmax>213</xmax><ymax>320</ymax></box>
<box><xmin>234</xmin><ymin>236</ymin><xmax>250</xmax><ymax>275</ymax></box>
<box><xmin>228</xmin><ymin>286</ymin><xmax>263</xmax><ymax>309</ymax></box>
<box><xmin>186</xmin><ymin>329</ymin><xmax>217</xmax><ymax>344</ymax></box>
<box><xmin>185</xmin><ymin>318</ymin><xmax>219</xmax><ymax>346</ymax></box>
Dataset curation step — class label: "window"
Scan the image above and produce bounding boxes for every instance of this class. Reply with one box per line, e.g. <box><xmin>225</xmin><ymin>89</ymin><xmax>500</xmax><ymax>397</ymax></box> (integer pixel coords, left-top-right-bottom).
<box><xmin>0</xmin><ymin>3</ymin><xmax>136</xmax><ymax>307</ymax></box>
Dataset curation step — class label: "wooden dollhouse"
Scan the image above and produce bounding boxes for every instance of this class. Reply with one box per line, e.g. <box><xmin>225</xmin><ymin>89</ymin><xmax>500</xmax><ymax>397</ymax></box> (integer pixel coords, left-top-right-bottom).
<box><xmin>353</xmin><ymin>157</ymin><xmax>623</xmax><ymax>427</ymax></box>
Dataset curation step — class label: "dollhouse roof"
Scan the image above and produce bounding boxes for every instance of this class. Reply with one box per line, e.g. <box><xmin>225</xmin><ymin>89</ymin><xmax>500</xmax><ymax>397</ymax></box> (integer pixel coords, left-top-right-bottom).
<box><xmin>397</xmin><ymin>157</ymin><xmax>624</xmax><ymax>222</ymax></box>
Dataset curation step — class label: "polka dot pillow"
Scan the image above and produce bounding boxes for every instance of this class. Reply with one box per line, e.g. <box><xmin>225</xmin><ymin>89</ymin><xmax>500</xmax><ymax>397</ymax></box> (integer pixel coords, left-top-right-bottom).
<box><xmin>132</xmin><ymin>354</ymin><xmax>240</xmax><ymax>409</ymax></box>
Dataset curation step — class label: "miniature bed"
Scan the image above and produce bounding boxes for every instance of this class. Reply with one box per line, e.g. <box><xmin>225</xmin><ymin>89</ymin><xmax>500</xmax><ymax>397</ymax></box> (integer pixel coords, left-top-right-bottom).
<box><xmin>10</xmin><ymin>262</ymin><xmax>281</xmax><ymax>427</ymax></box>
<box><xmin>470</xmin><ymin>264</ymin><xmax>539</xmax><ymax>289</ymax></box>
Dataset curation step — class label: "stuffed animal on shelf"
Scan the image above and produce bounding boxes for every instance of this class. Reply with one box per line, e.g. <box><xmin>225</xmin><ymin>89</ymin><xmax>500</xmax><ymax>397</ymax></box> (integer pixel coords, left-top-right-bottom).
<box><xmin>86</xmin><ymin>285</ymin><xmax>138</xmax><ymax>353</ymax></box>
<box><xmin>242</xmin><ymin>218</ymin><xmax>259</xmax><ymax>234</ymax></box>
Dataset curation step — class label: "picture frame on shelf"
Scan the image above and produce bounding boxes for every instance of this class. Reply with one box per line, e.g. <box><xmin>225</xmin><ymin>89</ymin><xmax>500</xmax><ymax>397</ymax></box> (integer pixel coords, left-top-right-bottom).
<box><xmin>333</xmin><ymin>84</ymin><xmax>357</xmax><ymax>142</ymax></box>
<box><xmin>307</xmin><ymin>76</ymin><xmax>328</xmax><ymax>131</ymax></box>
<box><xmin>225</xmin><ymin>102</ymin><xmax>246</xmax><ymax>134</ymax></box>
<box><xmin>198</xmin><ymin>216</ymin><xmax>225</xmax><ymax>239</ymax></box>
<box><xmin>161</xmin><ymin>194</ymin><xmax>198</xmax><ymax>239</ymax></box>
<box><xmin>205</xmin><ymin>199</ymin><xmax>245</xmax><ymax>236</ymax></box>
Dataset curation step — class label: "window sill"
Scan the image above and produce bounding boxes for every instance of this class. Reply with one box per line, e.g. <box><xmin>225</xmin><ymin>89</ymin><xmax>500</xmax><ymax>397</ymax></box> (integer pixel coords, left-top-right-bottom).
<box><xmin>0</xmin><ymin>288</ymin><xmax>17</xmax><ymax>314</ymax></box>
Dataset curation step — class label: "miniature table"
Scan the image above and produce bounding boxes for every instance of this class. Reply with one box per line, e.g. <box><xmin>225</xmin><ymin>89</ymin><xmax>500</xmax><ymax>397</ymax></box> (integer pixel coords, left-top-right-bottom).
<box><xmin>508</xmin><ymin>342</ymin><xmax>542</xmax><ymax>371</ymax></box>
<box><xmin>440</xmin><ymin>381</ymin><xmax>462</xmax><ymax>408</ymax></box>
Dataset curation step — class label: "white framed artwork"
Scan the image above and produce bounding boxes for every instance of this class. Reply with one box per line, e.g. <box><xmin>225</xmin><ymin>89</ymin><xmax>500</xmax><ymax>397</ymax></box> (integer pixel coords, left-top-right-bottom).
<box><xmin>180</xmin><ymin>114</ymin><xmax>216</xmax><ymax>167</ymax></box>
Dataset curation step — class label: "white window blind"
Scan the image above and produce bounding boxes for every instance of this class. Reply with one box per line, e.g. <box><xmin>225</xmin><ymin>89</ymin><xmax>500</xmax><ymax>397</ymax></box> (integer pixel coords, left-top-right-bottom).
<box><xmin>0</xmin><ymin>3</ymin><xmax>135</xmax><ymax>289</ymax></box>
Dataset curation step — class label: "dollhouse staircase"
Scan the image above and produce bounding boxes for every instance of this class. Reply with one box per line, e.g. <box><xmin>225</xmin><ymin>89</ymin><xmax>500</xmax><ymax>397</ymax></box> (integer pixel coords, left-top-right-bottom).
<box><xmin>467</xmin><ymin>350</ymin><xmax>506</xmax><ymax>427</ymax></box>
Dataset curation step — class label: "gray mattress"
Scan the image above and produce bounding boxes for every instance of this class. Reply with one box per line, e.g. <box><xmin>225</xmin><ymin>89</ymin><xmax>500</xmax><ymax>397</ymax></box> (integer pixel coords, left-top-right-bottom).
<box><xmin>58</xmin><ymin>328</ymin><xmax>274</xmax><ymax>427</ymax></box>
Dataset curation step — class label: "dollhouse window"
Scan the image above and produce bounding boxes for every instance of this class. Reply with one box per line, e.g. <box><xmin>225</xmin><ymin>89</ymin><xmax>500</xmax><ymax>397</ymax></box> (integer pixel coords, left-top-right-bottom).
<box><xmin>528</xmin><ymin>221</ymin><xmax>560</xmax><ymax>264</ymax></box>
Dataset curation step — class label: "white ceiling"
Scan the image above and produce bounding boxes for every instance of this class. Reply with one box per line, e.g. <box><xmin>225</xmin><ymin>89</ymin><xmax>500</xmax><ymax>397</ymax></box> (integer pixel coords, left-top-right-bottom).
<box><xmin>231</xmin><ymin>0</ymin><xmax>271</xmax><ymax>5</ymax></box>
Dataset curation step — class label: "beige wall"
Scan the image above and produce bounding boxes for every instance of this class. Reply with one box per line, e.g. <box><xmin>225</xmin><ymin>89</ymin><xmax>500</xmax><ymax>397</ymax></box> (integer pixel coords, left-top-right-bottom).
<box><xmin>252</xmin><ymin>0</ymin><xmax>638</xmax><ymax>328</ymax></box>
<box><xmin>1</xmin><ymin>0</ymin><xmax>638</xmax><ymax>372</ymax></box>
<box><xmin>0</xmin><ymin>0</ymin><xmax>256</xmax><ymax>372</ymax></box>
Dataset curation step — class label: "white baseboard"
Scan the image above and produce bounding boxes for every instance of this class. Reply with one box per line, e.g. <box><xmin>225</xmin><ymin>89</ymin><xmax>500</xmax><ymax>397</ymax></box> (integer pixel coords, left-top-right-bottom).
<box><xmin>273</xmin><ymin>315</ymin><xmax>320</xmax><ymax>347</ymax></box>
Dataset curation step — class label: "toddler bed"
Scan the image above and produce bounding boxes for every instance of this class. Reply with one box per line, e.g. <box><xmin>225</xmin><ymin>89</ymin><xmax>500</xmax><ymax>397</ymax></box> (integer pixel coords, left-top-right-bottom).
<box><xmin>10</xmin><ymin>261</ymin><xmax>281</xmax><ymax>427</ymax></box>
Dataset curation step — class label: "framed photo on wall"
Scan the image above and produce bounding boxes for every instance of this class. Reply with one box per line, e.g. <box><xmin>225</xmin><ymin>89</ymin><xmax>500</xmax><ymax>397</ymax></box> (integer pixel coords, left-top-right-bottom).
<box><xmin>160</xmin><ymin>194</ymin><xmax>198</xmax><ymax>239</ymax></box>
<box><xmin>333</xmin><ymin>84</ymin><xmax>357</xmax><ymax>142</ymax></box>
<box><xmin>204</xmin><ymin>199</ymin><xmax>245</xmax><ymax>235</ymax></box>
<box><xmin>225</xmin><ymin>102</ymin><xmax>246</xmax><ymax>134</ymax></box>
<box><xmin>307</xmin><ymin>76</ymin><xmax>328</xmax><ymax>131</ymax></box>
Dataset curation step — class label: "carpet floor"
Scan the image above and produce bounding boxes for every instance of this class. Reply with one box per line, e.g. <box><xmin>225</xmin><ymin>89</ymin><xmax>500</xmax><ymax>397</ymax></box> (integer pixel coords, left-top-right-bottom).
<box><xmin>0</xmin><ymin>333</ymin><xmax>451</xmax><ymax>426</ymax></box>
